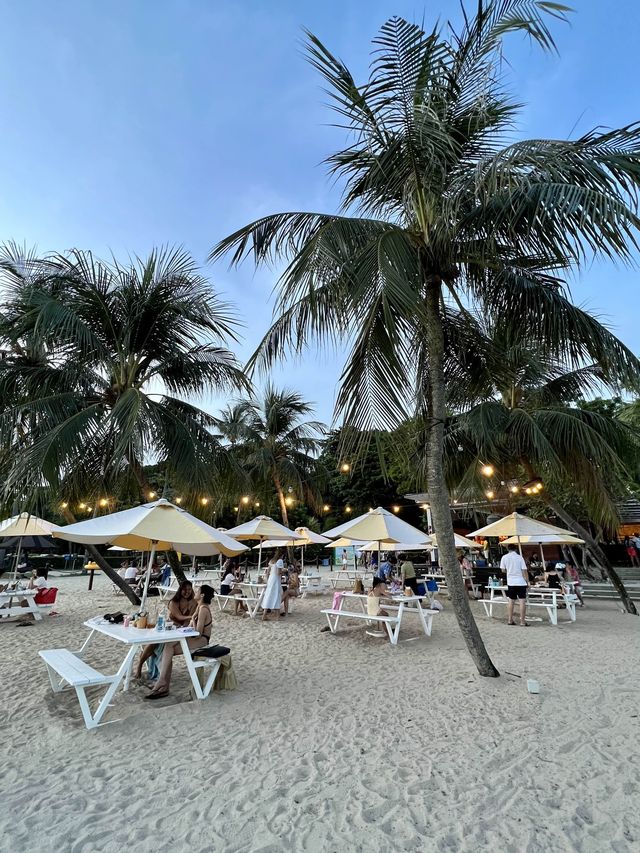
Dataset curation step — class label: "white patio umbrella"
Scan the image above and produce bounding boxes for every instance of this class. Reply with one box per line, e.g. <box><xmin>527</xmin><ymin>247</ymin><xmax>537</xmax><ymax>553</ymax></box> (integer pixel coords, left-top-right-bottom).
<box><xmin>53</xmin><ymin>498</ymin><xmax>247</xmax><ymax>609</ymax></box>
<box><xmin>252</xmin><ymin>526</ymin><xmax>331</xmax><ymax>570</ymax></box>
<box><xmin>428</xmin><ymin>532</ymin><xmax>479</xmax><ymax>550</ymax></box>
<box><xmin>358</xmin><ymin>539</ymin><xmax>431</xmax><ymax>552</ymax></box>
<box><xmin>226</xmin><ymin>515</ymin><xmax>303</xmax><ymax>571</ymax></box>
<box><xmin>323</xmin><ymin>507</ymin><xmax>430</xmax><ymax>568</ymax></box>
<box><xmin>500</xmin><ymin>532</ymin><xmax>584</xmax><ymax>565</ymax></box>
<box><xmin>469</xmin><ymin>512</ymin><xmax>579</xmax><ymax>557</ymax></box>
<box><xmin>0</xmin><ymin>513</ymin><xmax>57</xmax><ymax>582</ymax></box>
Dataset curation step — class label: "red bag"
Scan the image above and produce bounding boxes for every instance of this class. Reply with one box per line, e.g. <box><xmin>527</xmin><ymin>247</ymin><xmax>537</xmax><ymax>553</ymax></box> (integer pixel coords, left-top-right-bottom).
<box><xmin>35</xmin><ymin>587</ymin><xmax>58</xmax><ymax>605</ymax></box>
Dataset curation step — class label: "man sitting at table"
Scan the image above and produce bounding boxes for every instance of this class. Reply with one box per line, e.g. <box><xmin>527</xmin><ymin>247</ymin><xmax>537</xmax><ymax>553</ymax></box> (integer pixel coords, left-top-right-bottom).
<box><xmin>500</xmin><ymin>544</ymin><xmax>528</xmax><ymax>627</ymax></box>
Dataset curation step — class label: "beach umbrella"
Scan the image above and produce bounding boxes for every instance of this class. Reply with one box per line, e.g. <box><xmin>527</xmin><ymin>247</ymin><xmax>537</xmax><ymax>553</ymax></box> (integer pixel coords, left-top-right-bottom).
<box><xmin>500</xmin><ymin>532</ymin><xmax>584</xmax><ymax>565</ymax></box>
<box><xmin>469</xmin><ymin>512</ymin><xmax>578</xmax><ymax>557</ymax></box>
<box><xmin>358</xmin><ymin>539</ymin><xmax>431</xmax><ymax>552</ymax></box>
<box><xmin>428</xmin><ymin>533</ymin><xmax>479</xmax><ymax>550</ymax></box>
<box><xmin>226</xmin><ymin>515</ymin><xmax>303</xmax><ymax>571</ymax></box>
<box><xmin>253</xmin><ymin>526</ymin><xmax>332</xmax><ymax>570</ymax></box>
<box><xmin>0</xmin><ymin>513</ymin><xmax>57</xmax><ymax>582</ymax></box>
<box><xmin>323</xmin><ymin>507</ymin><xmax>430</xmax><ymax>568</ymax></box>
<box><xmin>53</xmin><ymin>498</ymin><xmax>247</xmax><ymax>609</ymax></box>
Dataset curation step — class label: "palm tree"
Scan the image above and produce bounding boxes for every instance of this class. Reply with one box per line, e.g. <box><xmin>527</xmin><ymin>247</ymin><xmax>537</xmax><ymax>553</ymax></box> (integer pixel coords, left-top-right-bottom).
<box><xmin>0</xmin><ymin>245</ymin><xmax>247</xmax><ymax>601</ymax></box>
<box><xmin>211</xmin><ymin>6</ymin><xmax>640</xmax><ymax>675</ymax></box>
<box><xmin>440</xmin><ymin>318</ymin><xmax>640</xmax><ymax>614</ymax></box>
<box><xmin>215</xmin><ymin>386</ymin><xmax>325</xmax><ymax>526</ymax></box>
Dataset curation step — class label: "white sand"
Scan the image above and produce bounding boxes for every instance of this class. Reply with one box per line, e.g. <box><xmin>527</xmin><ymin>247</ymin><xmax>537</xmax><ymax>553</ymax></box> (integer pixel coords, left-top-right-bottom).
<box><xmin>1</xmin><ymin>575</ymin><xmax>639</xmax><ymax>852</ymax></box>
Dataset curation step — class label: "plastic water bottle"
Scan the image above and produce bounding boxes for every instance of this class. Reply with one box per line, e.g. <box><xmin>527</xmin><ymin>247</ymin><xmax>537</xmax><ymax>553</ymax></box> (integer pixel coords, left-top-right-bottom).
<box><xmin>155</xmin><ymin>608</ymin><xmax>166</xmax><ymax>631</ymax></box>
<box><xmin>490</xmin><ymin>575</ymin><xmax>496</xmax><ymax>588</ymax></box>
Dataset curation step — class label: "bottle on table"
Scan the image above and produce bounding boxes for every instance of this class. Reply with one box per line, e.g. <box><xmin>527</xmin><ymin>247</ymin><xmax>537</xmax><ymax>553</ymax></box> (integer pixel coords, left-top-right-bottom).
<box><xmin>155</xmin><ymin>607</ymin><xmax>166</xmax><ymax>631</ymax></box>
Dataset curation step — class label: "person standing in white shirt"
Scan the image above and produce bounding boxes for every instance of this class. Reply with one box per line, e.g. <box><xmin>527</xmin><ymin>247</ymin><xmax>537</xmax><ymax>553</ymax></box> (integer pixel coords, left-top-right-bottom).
<box><xmin>500</xmin><ymin>544</ymin><xmax>529</xmax><ymax>626</ymax></box>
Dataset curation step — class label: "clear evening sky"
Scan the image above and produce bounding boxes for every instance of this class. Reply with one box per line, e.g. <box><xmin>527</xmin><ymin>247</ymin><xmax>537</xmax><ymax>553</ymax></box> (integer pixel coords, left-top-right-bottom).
<box><xmin>0</xmin><ymin>1</ymin><xmax>638</xmax><ymax>424</ymax></box>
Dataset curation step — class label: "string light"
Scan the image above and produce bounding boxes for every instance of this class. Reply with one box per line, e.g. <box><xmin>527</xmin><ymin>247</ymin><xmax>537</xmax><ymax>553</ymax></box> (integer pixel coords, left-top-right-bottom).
<box><xmin>233</xmin><ymin>506</ymin><xmax>239</xmax><ymax>512</ymax></box>
<box><xmin>392</xmin><ymin>505</ymin><xmax>400</xmax><ymax>513</ymax></box>
<box><xmin>285</xmin><ymin>496</ymin><xmax>293</xmax><ymax>507</ymax></box>
<box><xmin>60</xmin><ymin>502</ymin><xmax>68</xmax><ymax>509</ymax></box>
<box><xmin>486</xmin><ymin>491</ymin><xmax>495</xmax><ymax>500</ymax></box>
<box><xmin>200</xmin><ymin>497</ymin><xmax>209</xmax><ymax>506</ymax></box>
<box><xmin>78</xmin><ymin>502</ymin><xmax>86</xmax><ymax>510</ymax></box>
<box><xmin>241</xmin><ymin>496</ymin><xmax>250</xmax><ymax>505</ymax></box>
<box><xmin>99</xmin><ymin>498</ymin><xmax>108</xmax><ymax>507</ymax></box>
<box><xmin>323</xmin><ymin>504</ymin><xmax>330</xmax><ymax>512</ymax></box>
<box><xmin>510</xmin><ymin>485</ymin><xmax>519</xmax><ymax>494</ymax></box>
<box><xmin>148</xmin><ymin>491</ymin><xmax>156</xmax><ymax>499</ymax></box>
<box><xmin>86</xmin><ymin>506</ymin><xmax>93</xmax><ymax>512</ymax></box>
<box><xmin>254</xmin><ymin>501</ymin><xmax>260</xmax><ymax>507</ymax></box>
<box><xmin>345</xmin><ymin>506</ymin><xmax>352</xmax><ymax>513</ymax></box>
<box><xmin>368</xmin><ymin>507</ymin><xmax>374</xmax><ymax>513</ymax></box>
<box><xmin>341</xmin><ymin>462</ymin><xmax>351</xmax><ymax>473</ymax></box>
<box><xmin>481</xmin><ymin>464</ymin><xmax>494</xmax><ymax>477</ymax></box>
<box><xmin>175</xmin><ymin>497</ymin><xmax>183</xmax><ymax>505</ymax></box>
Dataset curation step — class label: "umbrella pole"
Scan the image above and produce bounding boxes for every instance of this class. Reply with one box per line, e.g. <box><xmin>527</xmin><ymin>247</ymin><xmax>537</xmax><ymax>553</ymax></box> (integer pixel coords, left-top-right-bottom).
<box><xmin>140</xmin><ymin>541</ymin><xmax>157</xmax><ymax>612</ymax></box>
<box><xmin>517</xmin><ymin>535</ymin><xmax>523</xmax><ymax>558</ymax></box>
<box><xmin>301</xmin><ymin>545</ymin><xmax>304</xmax><ymax>573</ymax></box>
<box><xmin>539</xmin><ymin>543</ymin><xmax>545</xmax><ymax>567</ymax></box>
<box><xmin>11</xmin><ymin>538</ymin><xmax>23</xmax><ymax>583</ymax></box>
<box><xmin>258</xmin><ymin>538</ymin><xmax>263</xmax><ymax>573</ymax></box>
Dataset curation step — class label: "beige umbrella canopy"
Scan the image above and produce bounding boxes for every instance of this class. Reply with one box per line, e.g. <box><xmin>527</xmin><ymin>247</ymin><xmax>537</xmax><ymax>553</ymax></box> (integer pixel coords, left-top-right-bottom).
<box><xmin>358</xmin><ymin>539</ymin><xmax>431</xmax><ymax>552</ymax></box>
<box><xmin>54</xmin><ymin>499</ymin><xmax>247</xmax><ymax>609</ymax></box>
<box><xmin>501</xmin><ymin>532</ymin><xmax>584</xmax><ymax>565</ymax></box>
<box><xmin>469</xmin><ymin>512</ymin><xmax>579</xmax><ymax>558</ymax></box>
<box><xmin>252</xmin><ymin>526</ymin><xmax>332</xmax><ymax>571</ymax></box>
<box><xmin>0</xmin><ymin>513</ymin><xmax>57</xmax><ymax>581</ymax></box>
<box><xmin>226</xmin><ymin>515</ymin><xmax>303</xmax><ymax>569</ymax></box>
<box><xmin>428</xmin><ymin>533</ymin><xmax>479</xmax><ymax>550</ymax></box>
<box><xmin>323</xmin><ymin>507</ymin><xmax>429</xmax><ymax>546</ymax></box>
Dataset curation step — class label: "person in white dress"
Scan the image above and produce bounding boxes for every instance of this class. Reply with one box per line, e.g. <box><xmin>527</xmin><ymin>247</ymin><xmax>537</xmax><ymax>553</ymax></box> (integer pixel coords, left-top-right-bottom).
<box><xmin>261</xmin><ymin>553</ymin><xmax>283</xmax><ymax>621</ymax></box>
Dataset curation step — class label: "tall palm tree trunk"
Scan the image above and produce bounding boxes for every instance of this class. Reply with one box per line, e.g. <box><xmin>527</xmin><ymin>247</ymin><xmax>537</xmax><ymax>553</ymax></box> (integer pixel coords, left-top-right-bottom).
<box><xmin>167</xmin><ymin>549</ymin><xmax>187</xmax><ymax>585</ymax></box>
<box><xmin>543</xmin><ymin>496</ymin><xmax>638</xmax><ymax>615</ymax></box>
<box><xmin>424</xmin><ymin>280</ymin><xmax>499</xmax><ymax>676</ymax></box>
<box><xmin>273</xmin><ymin>472</ymin><xmax>289</xmax><ymax>527</ymax></box>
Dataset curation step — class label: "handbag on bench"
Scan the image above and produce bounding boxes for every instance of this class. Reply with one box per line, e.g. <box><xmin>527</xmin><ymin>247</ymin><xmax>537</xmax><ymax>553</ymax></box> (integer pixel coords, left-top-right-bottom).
<box><xmin>192</xmin><ymin>644</ymin><xmax>231</xmax><ymax>659</ymax></box>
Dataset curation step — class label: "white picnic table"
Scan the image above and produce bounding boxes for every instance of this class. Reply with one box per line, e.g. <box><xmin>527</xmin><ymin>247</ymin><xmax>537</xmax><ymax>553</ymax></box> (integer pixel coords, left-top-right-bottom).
<box><xmin>322</xmin><ymin>591</ymin><xmax>438</xmax><ymax>645</ymax></box>
<box><xmin>327</xmin><ymin>570</ymin><xmax>374</xmax><ymax>589</ymax></box>
<box><xmin>481</xmin><ymin>585</ymin><xmax>577</xmax><ymax>625</ymax></box>
<box><xmin>0</xmin><ymin>588</ymin><xmax>44</xmax><ymax>621</ymax></box>
<box><xmin>38</xmin><ymin>616</ymin><xmax>218</xmax><ymax>729</ymax></box>
<box><xmin>157</xmin><ymin>570</ymin><xmax>222</xmax><ymax>600</ymax></box>
<box><xmin>214</xmin><ymin>582</ymin><xmax>266</xmax><ymax>619</ymax></box>
<box><xmin>299</xmin><ymin>574</ymin><xmax>327</xmax><ymax>597</ymax></box>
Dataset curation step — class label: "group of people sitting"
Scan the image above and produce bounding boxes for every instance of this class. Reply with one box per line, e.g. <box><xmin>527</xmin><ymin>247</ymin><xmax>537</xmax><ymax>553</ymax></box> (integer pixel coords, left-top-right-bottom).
<box><xmin>219</xmin><ymin>553</ymin><xmax>300</xmax><ymax>620</ymax></box>
<box><xmin>374</xmin><ymin>553</ymin><xmax>419</xmax><ymax>593</ymax></box>
<box><xmin>136</xmin><ymin>579</ymin><xmax>214</xmax><ymax>700</ymax></box>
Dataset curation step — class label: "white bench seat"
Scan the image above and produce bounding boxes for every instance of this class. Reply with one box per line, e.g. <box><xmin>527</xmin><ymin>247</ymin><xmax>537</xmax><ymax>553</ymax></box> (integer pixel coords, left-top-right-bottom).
<box><xmin>39</xmin><ymin>648</ymin><xmax>119</xmax><ymax>730</ymax></box>
<box><xmin>481</xmin><ymin>596</ymin><xmax>576</xmax><ymax>626</ymax></box>
<box><xmin>321</xmin><ymin>608</ymin><xmax>400</xmax><ymax>644</ymax></box>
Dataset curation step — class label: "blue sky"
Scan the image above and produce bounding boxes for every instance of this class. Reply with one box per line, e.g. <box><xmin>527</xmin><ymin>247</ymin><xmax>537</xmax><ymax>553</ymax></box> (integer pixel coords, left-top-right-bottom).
<box><xmin>0</xmin><ymin>0</ymin><xmax>638</xmax><ymax>423</ymax></box>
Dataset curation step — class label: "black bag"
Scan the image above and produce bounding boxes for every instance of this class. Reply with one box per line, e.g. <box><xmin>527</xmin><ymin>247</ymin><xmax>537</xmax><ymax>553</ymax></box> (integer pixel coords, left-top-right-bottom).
<box><xmin>192</xmin><ymin>644</ymin><xmax>230</xmax><ymax>659</ymax></box>
<box><xmin>104</xmin><ymin>612</ymin><xmax>125</xmax><ymax>624</ymax></box>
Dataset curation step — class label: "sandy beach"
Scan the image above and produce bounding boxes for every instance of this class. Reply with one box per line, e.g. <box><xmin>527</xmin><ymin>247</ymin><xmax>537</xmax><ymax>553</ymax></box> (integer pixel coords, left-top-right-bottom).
<box><xmin>0</xmin><ymin>575</ymin><xmax>639</xmax><ymax>853</ymax></box>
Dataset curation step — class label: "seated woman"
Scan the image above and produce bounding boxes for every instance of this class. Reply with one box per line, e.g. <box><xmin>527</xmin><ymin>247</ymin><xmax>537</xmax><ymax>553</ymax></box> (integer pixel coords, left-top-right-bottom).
<box><xmin>134</xmin><ymin>580</ymin><xmax>197</xmax><ymax>679</ymax></box>
<box><xmin>545</xmin><ymin>563</ymin><xmax>564</xmax><ymax>589</ymax></box>
<box><xmin>220</xmin><ymin>566</ymin><xmax>247</xmax><ymax>615</ymax></box>
<box><xmin>146</xmin><ymin>584</ymin><xmax>214</xmax><ymax>699</ymax></box>
<box><xmin>367</xmin><ymin>577</ymin><xmax>390</xmax><ymax>631</ymax></box>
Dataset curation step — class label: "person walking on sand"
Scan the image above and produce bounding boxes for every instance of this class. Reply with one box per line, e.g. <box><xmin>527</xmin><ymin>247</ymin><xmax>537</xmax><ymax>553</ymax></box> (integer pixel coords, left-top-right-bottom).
<box><xmin>500</xmin><ymin>544</ymin><xmax>528</xmax><ymax>627</ymax></box>
<box><xmin>261</xmin><ymin>552</ymin><xmax>284</xmax><ymax>621</ymax></box>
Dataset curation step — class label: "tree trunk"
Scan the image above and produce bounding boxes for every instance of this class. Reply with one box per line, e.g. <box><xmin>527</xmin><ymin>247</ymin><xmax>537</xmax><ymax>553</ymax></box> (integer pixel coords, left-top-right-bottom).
<box><xmin>60</xmin><ymin>507</ymin><xmax>140</xmax><ymax>604</ymax></box>
<box><xmin>543</xmin><ymin>496</ymin><xmax>637</xmax><ymax>615</ymax></box>
<box><xmin>424</xmin><ymin>279</ymin><xmax>499</xmax><ymax>676</ymax></box>
<box><xmin>273</xmin><ymin>472</ymin><xmax>289</xmax><ymax>527</ymax></box>
<box><xmin>167</xmin><ymin>549</ymin><xmax>187</xmax><ymax>585</ymax></box>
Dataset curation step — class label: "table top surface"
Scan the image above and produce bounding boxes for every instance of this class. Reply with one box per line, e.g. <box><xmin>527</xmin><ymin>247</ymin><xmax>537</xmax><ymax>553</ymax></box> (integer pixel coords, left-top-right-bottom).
<box><xmin>341</xmin><ymin>591</ymin><xmax>427</xmax><ymax>604</ymax></box>
<box><xmin>0</xmin><ymin>587</ymin><xmax>36</xmax><ymax>598</ymax></box>
<box><xmin>84</xmin><ymin>616</ymin><xmax>199</xmax><ymax>645</ymax></box>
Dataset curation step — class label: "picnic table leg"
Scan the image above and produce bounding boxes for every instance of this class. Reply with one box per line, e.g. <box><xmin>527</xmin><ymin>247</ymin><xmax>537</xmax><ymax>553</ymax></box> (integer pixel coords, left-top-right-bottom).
<box><xmin>416</xmin><ymin>604</ymin><xmax>433</xmax><ymax>637</ymax></box>
<box><xmin>91</xmin><ymin>646</ymin><xmax>139</xmax><ymax>727</ymax></box>
<box><xmin>26</xmin><ymin>596</ymin><xmax>43</xmax><ymax>621</ymax></box>
<box><xmin>75</xmin><ymin>630</ymin><xmax>96</xmax><ymax>658</ymax></box>
<box><xmin>547</xmin><ymin>606</ymin><xmax>558</xmax><ymax>626</ymax></box>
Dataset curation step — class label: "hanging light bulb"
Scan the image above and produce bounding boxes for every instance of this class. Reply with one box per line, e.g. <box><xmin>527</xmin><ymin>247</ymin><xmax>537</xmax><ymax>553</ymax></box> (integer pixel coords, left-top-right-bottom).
<box><xmin>285</xmin><ymin>496</ymin><xmax>294</xmax><ymax>507</ymax></box>
<box><xmin>510</xmin><ymin>485</ymin><xmax>519</xmax><ymax>494</ymax></box>
<box><xmin>340</xmin><ymin>462</ymin><xmax>350</xmax><ymax>473</ymax></box>
<box><xmin>175</xmin><ymin>497</ymin><xmax>183</xmax><ymax>505</ymax></box>
<box><xmin>78</xmin><ymin>502</ymin><xmax>86</xmax><ymax>510</ymax></box>
<box><xmin>486</xmin><ymin>490</ymin><xmax>495</xmax><ymax>500</ymax></box>
<box><xmin>233</xmin><ymin>505</ymin><xmax>239</xmax><ymax>512</ymax></box>
<box><xmin>345</xmin><ymin>506</ymin><xmax>352</xmax><ymax>513</ymax></box>
<box><xmin>200</xmin><ymin>497</ymin><xmax>209</xmax><ymax>506</ymax></box>
<box><xmin>254</xmin><ymin>501</ymin><xmax>260</xmax><ymax>507</ymax></box>
<box><xmin>392</xmin><ymin>505</ymin><xmax>400</xmax><ymax>513</ymax></box>
<box><xmin>148</xmin><ymin>491</ymin><xmax>156</xmax><ymax>499</ymax></box>
<box><xmin>241</xmin><ymin>496</ymin><xmax>250</xmax><ymax>505</ymax></box>
<box><xmin>323</xmin><ymin>504</ymin><xmax>330</xmax><ymax>512</ymax></box>
<box><xmin>60</xmin><ymin>502</ymin><xmax>68</xmax><ymax>509</ymax></box>
<box><xmin>99</xmin><ymin>498</ymin><xmax>108</xmax><ymax>507</ymax></box>
<box><xmin>481</xmin><ymin>464</ymin><xmax>494</xmax><ymax>477</ymax></box>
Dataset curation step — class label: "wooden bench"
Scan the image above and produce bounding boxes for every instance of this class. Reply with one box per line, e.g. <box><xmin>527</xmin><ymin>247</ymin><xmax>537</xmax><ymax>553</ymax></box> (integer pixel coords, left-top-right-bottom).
<box><xmin>321</xmin><ymin>608</ymin><xmax>400</xmax><ymax>644</ymax></box>
<box><xmin>39</xmin><ymin>648</ymin><xmax>120</xmax><ymax>730</ymax></box>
